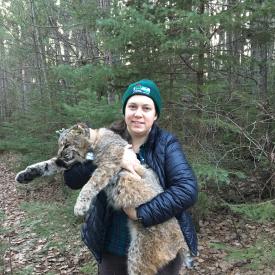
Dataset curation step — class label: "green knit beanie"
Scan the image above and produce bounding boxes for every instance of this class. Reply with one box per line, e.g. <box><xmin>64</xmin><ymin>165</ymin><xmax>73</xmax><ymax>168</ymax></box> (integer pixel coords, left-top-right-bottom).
<box><xmin>122</xmin><ymin>79</ymin><xmax>162</xmax><ymax>116</ymax></box>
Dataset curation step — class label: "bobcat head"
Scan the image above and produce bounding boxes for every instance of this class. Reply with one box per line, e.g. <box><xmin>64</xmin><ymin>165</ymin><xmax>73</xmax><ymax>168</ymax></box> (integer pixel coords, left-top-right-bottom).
<box><xmin>56</xmin><ymin>123</ymin><xmax>91</xmax><ymax>168</ymax></box>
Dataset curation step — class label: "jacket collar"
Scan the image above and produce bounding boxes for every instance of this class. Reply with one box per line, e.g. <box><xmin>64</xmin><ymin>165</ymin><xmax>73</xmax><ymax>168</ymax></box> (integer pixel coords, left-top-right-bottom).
<box><xmin>144</xmin><ymin>123</ymin><xmax>159</xmax><ymax>148</ymax></box>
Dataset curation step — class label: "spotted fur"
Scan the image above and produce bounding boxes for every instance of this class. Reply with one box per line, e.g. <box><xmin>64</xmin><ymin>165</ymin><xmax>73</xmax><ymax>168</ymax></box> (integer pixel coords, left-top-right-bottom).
<box><xmin>16</xmin><ymin>123</ymin><xmax>187</xmax><ymax>275</ymax></box>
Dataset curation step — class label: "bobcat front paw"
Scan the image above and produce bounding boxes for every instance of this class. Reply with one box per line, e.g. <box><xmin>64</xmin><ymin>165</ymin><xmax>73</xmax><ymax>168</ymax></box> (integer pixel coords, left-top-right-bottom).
<box><xmin>15</xmin><ymin>167</ymin><xmax>42</xmax><ymax>183</ymax></box>
<box><xmin>74</xmin><ymin>203</ymin><xmax>89</xmax><ymax>217</ymax></box>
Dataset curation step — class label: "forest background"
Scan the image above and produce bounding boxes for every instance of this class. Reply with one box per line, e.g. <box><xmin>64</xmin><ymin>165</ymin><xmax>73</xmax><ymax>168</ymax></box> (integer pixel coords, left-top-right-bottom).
<box><xmin>0</xmin><ymin>0</ymin><xmax>275</xmax><ymax>274</ymax></box>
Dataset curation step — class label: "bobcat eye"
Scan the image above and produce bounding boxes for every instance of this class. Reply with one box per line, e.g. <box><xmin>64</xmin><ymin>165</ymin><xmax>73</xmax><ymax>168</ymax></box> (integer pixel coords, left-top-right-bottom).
<box><xmin>63</xmin><ymin>144</ymin><xmax>70</xmax><ymax>149</ymax></box>
<box><xmin>73</xmin><ymin>128</ymin><xmax>82</xmax><ymax>135</ymax></box>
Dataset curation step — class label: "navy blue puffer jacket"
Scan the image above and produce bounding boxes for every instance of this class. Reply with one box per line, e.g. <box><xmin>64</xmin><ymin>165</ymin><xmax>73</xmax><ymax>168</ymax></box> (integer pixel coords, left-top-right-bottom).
<box><xmin>64</xmin><ymin>123</ymin><xmax>198</xmax><ymax>262</ymax></box>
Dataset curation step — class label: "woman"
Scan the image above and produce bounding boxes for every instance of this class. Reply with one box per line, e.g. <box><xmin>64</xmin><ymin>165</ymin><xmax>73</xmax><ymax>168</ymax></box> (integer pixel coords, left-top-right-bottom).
<box><xmin>64</xmin><ymin>79</ymin><xmax>198</xmax><ymax>275</ymax></box>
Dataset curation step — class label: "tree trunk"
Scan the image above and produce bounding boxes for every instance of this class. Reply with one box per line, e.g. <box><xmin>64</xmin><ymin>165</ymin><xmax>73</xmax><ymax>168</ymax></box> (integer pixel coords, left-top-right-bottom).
<box><xmin>250</xmin><ymin>0</ymin><xmax>269</xmax><ymax>100</ymax></box>
<box><xmin>0</xmin><ymin>38</ymin><xmax>8</xmax><ymax>121</ymax></box>
<box><xmin>29</xmin><ymin>0</ymin><xmax>48</xmax><ymax>97</ymax></box>
<box><xmin>99</xmin><ymin>0</ymin><xmax>115</xmax><ymax>105</ymax></box>
<box><xmin>196</xmin><ymin>1</ymin><xmax>205</xmax><ymax>103</ymax></box>
<box><xmin>0</xmin><ymin>68</ymin><xmax>8</xmax><ymax>121</ymax></box>
<box><xmin>20</xmin><ymin>66</ymin><xmax>27</xmax><ymax>112</ymax></box>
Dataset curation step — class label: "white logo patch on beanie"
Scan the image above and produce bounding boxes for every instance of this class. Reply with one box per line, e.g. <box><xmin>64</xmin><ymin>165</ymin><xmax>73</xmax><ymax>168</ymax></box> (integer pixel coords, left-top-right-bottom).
<box><xmin>133</xmin><ymin>84</ymin><xmax>151</xmax><ymax>95</ymax></box>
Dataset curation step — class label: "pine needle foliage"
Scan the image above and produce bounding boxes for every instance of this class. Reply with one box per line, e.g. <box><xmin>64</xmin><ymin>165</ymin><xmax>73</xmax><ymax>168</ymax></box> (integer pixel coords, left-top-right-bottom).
<box><xmin>0</xmin><ymin>0</ymin><xmax>274</xmax><ymax>203</ymax></box>
<box><xmin>229</xmin><ymin>201</ymin><xmax>275</xmax><ymax>223</ymax></box>
<box><xmin>194</xmin><ymin>163</ymin><xmax>231</xmax><ymax>186</ymax></box>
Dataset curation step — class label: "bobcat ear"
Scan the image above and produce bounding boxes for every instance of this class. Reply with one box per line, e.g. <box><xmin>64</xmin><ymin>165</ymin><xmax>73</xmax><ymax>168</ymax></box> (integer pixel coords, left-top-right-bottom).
<box><xmin>71</xmin><ymin>123</ymin><xmax>88</xmax><ymax>139</ymax></box>
<box><xmin>77</xmin><ymin>122</ymin><xmax>90</xmax><ymax>129</ymax></box>
<box><xmin>74</xmin><ymin>124</ymin><xmax>83</xmax><ymax>134</ymax></box>
<box><xmin>75</xmin><ymin>122</ymin><xmax>90</xmax><ymax>138</ymax></box>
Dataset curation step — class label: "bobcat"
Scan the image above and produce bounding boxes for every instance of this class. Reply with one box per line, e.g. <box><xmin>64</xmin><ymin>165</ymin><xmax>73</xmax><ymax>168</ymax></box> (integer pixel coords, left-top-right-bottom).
<box><xmin>16</xmin><ymin>123</ymin><xmax>187</xmax><ymax>275</ymax></box>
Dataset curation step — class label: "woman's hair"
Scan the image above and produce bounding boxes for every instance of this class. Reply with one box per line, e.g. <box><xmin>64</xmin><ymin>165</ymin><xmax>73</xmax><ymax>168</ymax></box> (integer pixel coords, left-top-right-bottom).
<box><xmin>109</xmin><ymin>119</ymin><xmax>132</xmax><ymax>143</ymax></box>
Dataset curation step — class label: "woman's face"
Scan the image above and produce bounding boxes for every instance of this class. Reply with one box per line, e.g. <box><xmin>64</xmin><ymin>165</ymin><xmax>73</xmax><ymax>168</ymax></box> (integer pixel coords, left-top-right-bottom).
<box><xmin>124</xmin><ymin>95</ymin><xmax>157</xmax><ymax>138</ymax></box>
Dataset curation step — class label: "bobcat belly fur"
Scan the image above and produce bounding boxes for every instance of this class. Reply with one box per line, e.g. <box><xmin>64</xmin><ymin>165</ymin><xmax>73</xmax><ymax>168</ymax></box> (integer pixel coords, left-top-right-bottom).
<box><xmin>16</xmin><ymin>123</ymin><xmax>187</xmax><ymax>275</ymax></box>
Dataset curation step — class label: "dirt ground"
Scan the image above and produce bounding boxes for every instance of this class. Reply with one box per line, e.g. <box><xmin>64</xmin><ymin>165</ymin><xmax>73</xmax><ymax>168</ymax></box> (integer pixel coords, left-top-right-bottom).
<box><xmin>1</xmin><ymin>154</ymin><xmax>275</xmax><ymax>274</ymax></box>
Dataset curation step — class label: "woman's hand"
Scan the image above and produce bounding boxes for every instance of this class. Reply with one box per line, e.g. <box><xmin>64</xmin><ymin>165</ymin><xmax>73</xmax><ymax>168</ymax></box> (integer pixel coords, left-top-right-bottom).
<box><xmin>121</xmin><ymin>145</ymin><xmax>141</xmax><ymax>179</ymax></box>
<box><xmin>123</xmin><ymin>207</ymin><xmax>138</xmax><ymax>220</ymax></box>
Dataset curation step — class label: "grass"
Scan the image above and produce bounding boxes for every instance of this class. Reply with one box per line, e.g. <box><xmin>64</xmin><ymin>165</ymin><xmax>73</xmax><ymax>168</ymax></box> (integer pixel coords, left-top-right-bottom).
<box><xmin>211</xmin><ymin>236</ymin><xmax>275</xmax><ymax>271</ymax></box>
<box><xmin>2</xmin><ymin>151</ymin><xmax>274</xmax><ymax>274</ymax></box>
<box><xmin>208</xmin><ymin>201</ymin><xmax>275</xmax><ymax>272</ymax></box>
<box><xmin>0</xmin><ymin>209</ymin><xmax>5</xmax><ymax>228</ymax></box>
<box><xmin>15</xmin><ymin>266</ymin><xmax>35</xmax><ymax>275</ymax></box>
<box><xmin>0</xmin><ymin>240</ymin><xmax>9</xmax><ymax>274</ymax></box>
<box><xmin>210</xmin><ymin>202</ymin><xmax>275</xmax><ymax>273</ymax></box>
<box><xmin>0</xmin><ymin>152</ymin><xmax>97</xmax><ymax>274</ymax></box>
<box><xmin>19</xmin><ymin>191</ymin><xmax>81</xmax><ymax>245</ymax></box>
<box><xmin>16</xmin><ymin>191</ymin><xmax>97</xmax><ymax>274</ymax></box>
<box><xmin>228</xmin><ymin>239</ymin><xmax>275</xmax><ymax>270</ymax></box>
<box><xmin>79</xmin><ymin>261</ymin><xmax>98</xmax><ymax>274</ymax></box>
<box><xmin>0</xmin><ymin>210</ymin><xmax>8</xmax><ymax>273</ymax></box>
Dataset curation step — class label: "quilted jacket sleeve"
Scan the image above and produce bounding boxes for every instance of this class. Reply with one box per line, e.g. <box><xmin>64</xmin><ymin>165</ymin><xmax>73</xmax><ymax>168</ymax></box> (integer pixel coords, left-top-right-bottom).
<box><xmin>136</xmin><ymin>136</ymin><xmax>198</xmax><ymax>227</ymax></box>
<box><xmin>63</xmin><ymin>161</ymin><xmax>97</xmax><ymax>190</ymax></box>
